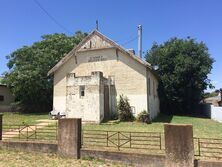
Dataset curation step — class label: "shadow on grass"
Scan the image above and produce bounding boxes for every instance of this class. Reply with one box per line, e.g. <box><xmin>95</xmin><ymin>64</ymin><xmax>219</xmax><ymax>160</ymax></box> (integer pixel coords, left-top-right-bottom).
<box><xmin>101</xmin><ymin>114</ymin><xmax>174</xmax><ymax>124</ymax></box>
<box><xmin>153</xmin><ymin>112</ymin><xmax>211</xmax><ymax>124</ymax></box>
<box><xmin>17</xmin><ymin>111</ymin><xmax>49</xmax><ymax>116</ymax></box>
<box><xmin>152</xmin><ymin>113</ymin><xmax>173</xmax><ymax>123</ymax></box>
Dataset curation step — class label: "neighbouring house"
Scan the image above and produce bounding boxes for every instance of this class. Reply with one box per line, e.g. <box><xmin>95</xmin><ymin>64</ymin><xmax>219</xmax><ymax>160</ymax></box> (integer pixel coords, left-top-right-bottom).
<box><xmin>0</xmin><ymin>84</ymin><xmax>15</xmax><ymax>112</ymax></box>
<box><xmin>204</xmin><ymin>93</ymin><xmax>222</xmax><ymax>107</ymax></box>
<box><xmin>201</xmin><ymin>92</ymin><xmax>222</xmax><ymax>122</ymax></box>
<box><xmin>48</xmin><ymin>30</ymin><xmax>160</xmax><ymax>123</ymax></box>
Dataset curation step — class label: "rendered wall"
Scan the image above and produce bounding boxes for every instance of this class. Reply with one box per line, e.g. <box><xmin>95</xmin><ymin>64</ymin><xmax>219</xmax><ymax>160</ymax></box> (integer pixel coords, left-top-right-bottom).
<box><xmin>147</xmin><ymin>71</ymin><xmax>160</xmax><ymax>119</ymax></box>
<box><xmin>66</xmin><ymin>72</ymin><xmax>104</xmax><ymax>123</ymax></box>
<box><xmin>53</xmin><ymin>34</ymin><xmax>159</xmax><ymax>118</ymax></box>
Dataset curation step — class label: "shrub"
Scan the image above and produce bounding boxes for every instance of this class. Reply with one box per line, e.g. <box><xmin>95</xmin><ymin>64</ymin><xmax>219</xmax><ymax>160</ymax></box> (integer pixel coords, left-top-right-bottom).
<box><xmin>110</xmin><ymin>112</ymin><xmax>118</xmax><ymax>120</ymax></box>
<box><xmin>137</xmin><ymin>110</ymin><xmax>151</xmax><ymax>124</ymax></box>
<box><xmin>117</xmin><ymin>95</ymin><xmax>134</xmax><ymax>121</ymax></box>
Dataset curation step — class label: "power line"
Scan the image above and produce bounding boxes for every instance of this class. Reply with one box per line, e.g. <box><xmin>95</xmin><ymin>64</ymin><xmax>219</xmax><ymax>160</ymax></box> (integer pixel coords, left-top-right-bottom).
<box><xmin>121</xmin><ymin>36</ymin><xmax>138</xmax><ymax>46</ymax></box>
<box><xmin>33</xmin><ymin>0</ymin><xmax>72</xmax><ymax>34</ymax></box>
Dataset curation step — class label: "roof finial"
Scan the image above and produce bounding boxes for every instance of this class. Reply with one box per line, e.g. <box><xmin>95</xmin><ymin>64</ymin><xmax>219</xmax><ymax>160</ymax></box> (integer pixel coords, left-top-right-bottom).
<box><xmin>96</xmin><ymin>20</ymin><xmax>99</xmax><ymax>31</ymax></box>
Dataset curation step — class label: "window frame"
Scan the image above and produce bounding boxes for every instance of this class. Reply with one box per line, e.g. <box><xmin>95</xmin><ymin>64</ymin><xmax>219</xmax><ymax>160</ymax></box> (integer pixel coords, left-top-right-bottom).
<box><xmin>79</xmin><ymin>85</ymin><xmax>85</xmax><ymax>98</ymax></box>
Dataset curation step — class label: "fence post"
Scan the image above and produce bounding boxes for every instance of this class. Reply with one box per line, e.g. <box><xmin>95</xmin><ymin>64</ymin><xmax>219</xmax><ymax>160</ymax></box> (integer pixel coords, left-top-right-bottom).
<box><xmin>58</xmin><ymin>118</ymin><xmax>81</xmax><ymax>159</ymax></box>
<box><xmin>164</xmin><ymin>124</ymin><xmax>194</xmax><ymax>167</ymax></box>
<box><xmin>0</xmin><ymin>113</ymin><xmax>3</xmax><ymax>140</ymax></box>
<box><xmin>198</xmin><ymin>138</ymin><xmax>200</xmax><ymax>156</ymax></box>
<box><xmin>106</xmin><ymin>131</ymin><xmax>108</xmax><ymax>147</ymax></box>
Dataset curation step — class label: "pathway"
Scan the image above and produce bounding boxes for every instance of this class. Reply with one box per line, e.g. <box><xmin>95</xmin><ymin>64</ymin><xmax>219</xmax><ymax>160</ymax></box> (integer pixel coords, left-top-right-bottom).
<box><xmin>2</xmin><ymin>119</ymin><xmax>57</xmax><ymax>139</ymax></box>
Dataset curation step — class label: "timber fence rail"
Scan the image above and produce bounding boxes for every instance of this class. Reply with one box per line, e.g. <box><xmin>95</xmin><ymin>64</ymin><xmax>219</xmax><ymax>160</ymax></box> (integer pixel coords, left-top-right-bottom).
<box><xmin>194</xmin><ymin>137</ymin><xmax>222</xmax><ymax>160</ymax></box>
<box><xmin>2</xmin><ymin>123</ymin><xmax>58</xmax><ymax>142</ymax></box>
<box><xmin>82</xmin><ymin>130</ymin><xmax>165</xmax><ymax>154</ymax></box>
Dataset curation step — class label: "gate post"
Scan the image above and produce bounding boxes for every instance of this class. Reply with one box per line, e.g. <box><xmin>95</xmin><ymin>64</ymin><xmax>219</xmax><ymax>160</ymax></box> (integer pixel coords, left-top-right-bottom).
<box><xmin>58</xmin><ymin>118</ymin><xmax>81</xmax><ymax>159</ymax></box>
<box><xmin>0</xmin><ymin>113</ymin><xmax>3</xmax><ymax>140</ymax></box>
<box><xmin>164</xmin><ymin>124</ymin><xmax>194</xmax><ymax>167</ymax></box>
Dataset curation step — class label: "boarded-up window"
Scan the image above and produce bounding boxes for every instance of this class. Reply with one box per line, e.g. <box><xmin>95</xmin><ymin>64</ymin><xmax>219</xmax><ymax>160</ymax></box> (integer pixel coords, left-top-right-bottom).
<box><xmin>79</xmin><ymin>86</ymin><xmax>85</xmax><ymax>98</ymax></box>
<box><xmin>0</xmin><ymin>95</ymin><xmax>4</xmax><ymax>101</ymax></box>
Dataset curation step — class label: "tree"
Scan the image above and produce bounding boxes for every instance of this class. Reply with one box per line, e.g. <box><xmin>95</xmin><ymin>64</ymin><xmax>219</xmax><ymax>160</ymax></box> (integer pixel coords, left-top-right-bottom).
<box><xmin>3</xmin><ymin>31</ymin><xmax>87</xmax><ymax>112</ymax></box>
<box><xmin>146</xmin><ymin>38</ymin><xmax>214</xmax><ymax>114</ymax></box>
<box><xmin>117</xmin><ymin>95</ymin><xmax>134</xmax><ymax>121</ymax></box>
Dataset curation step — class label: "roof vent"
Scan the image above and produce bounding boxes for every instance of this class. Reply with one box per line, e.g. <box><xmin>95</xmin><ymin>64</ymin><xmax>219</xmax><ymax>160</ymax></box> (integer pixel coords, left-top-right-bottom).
<box><xmin>127</xmin><ymin>48</ymin><xmax>135</xmax><ymax>55</ymax></box>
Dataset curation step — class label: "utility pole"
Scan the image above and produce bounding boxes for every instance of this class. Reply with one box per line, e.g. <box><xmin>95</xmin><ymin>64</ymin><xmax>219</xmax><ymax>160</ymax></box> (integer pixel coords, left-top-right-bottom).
<box><xmin>220</xmin><ymin>88</ymin><xmax>222</xmax><ymax>106</ymax></box>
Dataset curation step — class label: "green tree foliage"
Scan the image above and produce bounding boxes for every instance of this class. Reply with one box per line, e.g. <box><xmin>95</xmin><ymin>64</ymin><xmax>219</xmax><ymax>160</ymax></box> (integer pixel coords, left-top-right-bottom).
<box><xmin>146</xmin><ymin>38</ymin><xmax>214</xmax><ymax>114</ymax></box>
<box><xmin>3</xmin><ymin>31</ymin><xmax>87</xmax><ymax>112</ymax></box>
<box><xmin>117</xmin><ymin>95</ymin><xmax>134</xmax><ymax>121</ymax></box>
<box><xmin>136</xmin><ymin>110</ymin><xmax>151</xmax><ymax>124</ymax></box>
<box><xmin>0</xmin><ymin>77</ymin><xmax>3</xmax><ymax>84</ymax></box>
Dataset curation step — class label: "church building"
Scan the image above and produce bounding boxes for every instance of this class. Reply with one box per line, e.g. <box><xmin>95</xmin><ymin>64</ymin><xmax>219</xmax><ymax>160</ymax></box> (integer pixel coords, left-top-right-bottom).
<box><xmin>48</xmin><ymin>30</ymin><xmax>160</xmax><ymax>123</ymax></box>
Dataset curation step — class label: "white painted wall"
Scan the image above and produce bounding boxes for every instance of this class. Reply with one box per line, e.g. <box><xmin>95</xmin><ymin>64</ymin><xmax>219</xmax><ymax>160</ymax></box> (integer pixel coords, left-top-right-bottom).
<box><xmin>66</xmin><ymin>73</ymin><xmax>104</xmax><ymax>123</ymax></box>
<box><xmin>116</xmin><ymin>95</ymin><xmax>148</xmax><ymax>116</ymax></box>
<box><xmin>211</xmin><ymin>105</ymin><xmax>222</xmax><ymax>123</ymax></box>
<box><xmin>201</xmin><ymin>104</ymin><xmax>222</xmax><ymax>123</ymax></box>
<box><xmin>53</xmin><ymin>96</ymin><xmax>66</xmax><ymax>111</ymax></box>
<box><xmin>52</xmin><ymin>33</ymin><xmax>160</xmax><ymax>121</ymax></box>
<box><xmin>147</xmin><ymin>70</ymin><xmax>160</xmax><ymax>120</ymax></box>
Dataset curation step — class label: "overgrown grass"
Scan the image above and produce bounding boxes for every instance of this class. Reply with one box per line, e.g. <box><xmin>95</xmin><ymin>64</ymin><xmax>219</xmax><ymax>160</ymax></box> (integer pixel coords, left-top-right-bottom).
<box><xmin>83</xmin><ymin>114</ymin><xmax>222</xmax><ymax>138</ymax></box>
<box><xmin>0</xmin><ymin>148</ymin><xmax>126</xmax><ymax>167</ymax></box>
<box><xmin>2</xmin><ymin>112</ymin><xmax>49</xmax><ymax>125</ymax></box>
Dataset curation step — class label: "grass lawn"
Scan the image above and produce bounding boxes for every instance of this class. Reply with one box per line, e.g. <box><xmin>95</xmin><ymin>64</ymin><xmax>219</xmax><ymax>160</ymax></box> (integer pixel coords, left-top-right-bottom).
<box><xmin>2</xmin><ymin>112</ymin><xmax>222</xmax><ymax>138</ymax></box>
<box><xmin>83</xmin><ymin>114</ymin><xmax>222</xmax><ymax>138</ymax></box>
<box><xmin>2</xmin><ymin>112</ymin><xmax>49</xmax><ymax>125</ymax></box>
<box><xmin>0</xmin><ymin>148</ymin><xmax>126</xmax><ymax>167</ymax></box>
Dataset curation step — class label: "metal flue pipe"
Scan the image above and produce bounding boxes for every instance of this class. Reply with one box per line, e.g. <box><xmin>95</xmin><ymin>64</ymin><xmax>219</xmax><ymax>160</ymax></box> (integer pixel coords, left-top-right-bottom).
<box><xmin>138</xmin><ymin>25</ymin><xmax>142</xmax><ymax>59</ymax></box>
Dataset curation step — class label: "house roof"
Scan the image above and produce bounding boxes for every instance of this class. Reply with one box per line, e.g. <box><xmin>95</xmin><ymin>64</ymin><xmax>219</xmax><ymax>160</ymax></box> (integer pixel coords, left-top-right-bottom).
<box><xmin>0</xmin><ymin>84</ymin><xmax>7</xmax><ymax>87</ymax></box>
<box><xmin>205</xmin><ymin>94</ymin><xmax>221</xmax><ymax>102</ymax></box>
<box><xmin>48</xmin><ymin>30</ymin><xmax>154</xmax><ymax>76</ymax></box>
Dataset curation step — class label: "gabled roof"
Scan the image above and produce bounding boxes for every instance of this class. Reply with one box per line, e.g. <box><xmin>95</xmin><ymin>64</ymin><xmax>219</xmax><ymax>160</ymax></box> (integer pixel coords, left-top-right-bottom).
<box><xmin>48</xmin><ymin>30</ymin><xmax>153</xmax><ymax>76</ymax></box>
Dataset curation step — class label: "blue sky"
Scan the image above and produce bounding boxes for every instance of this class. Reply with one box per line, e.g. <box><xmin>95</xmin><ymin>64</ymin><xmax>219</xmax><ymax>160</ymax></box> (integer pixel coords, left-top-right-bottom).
<box><xmin>0</xmin><ymin>0</ymin><xmax>221</xmax><ymax>91</ymax></box>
